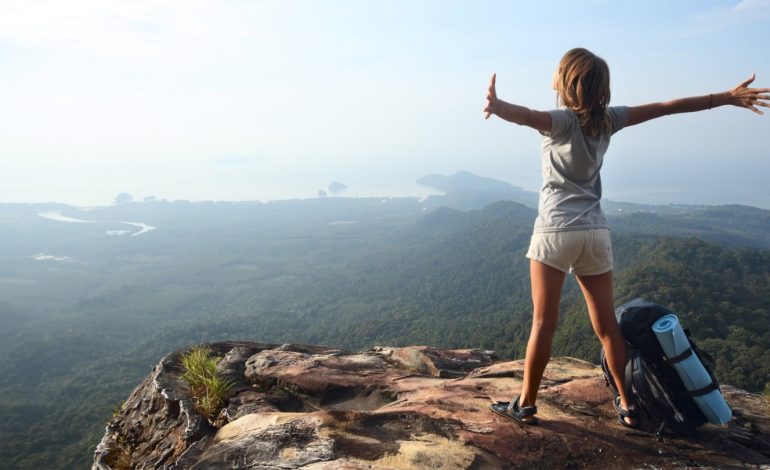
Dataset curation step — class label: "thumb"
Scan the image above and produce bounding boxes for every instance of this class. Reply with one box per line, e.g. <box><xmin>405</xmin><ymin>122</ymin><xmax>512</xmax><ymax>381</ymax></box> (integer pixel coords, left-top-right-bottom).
<box><xmin>739</xmin><ymin>73</ymin><xmax>756</xmax><ymax>88</ymax></box>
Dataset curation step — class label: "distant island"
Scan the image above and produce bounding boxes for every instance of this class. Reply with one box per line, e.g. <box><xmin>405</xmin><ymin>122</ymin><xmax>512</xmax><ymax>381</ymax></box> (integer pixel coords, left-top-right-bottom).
<box><xmin>415</xmin><ymin>170</ymin><xmax>539</xmax><ymax>210</ymax></box>
<box><xmin>416</xmin><ymin>170</ymin><xmax>523</xmax><ymax>193</ymax></box>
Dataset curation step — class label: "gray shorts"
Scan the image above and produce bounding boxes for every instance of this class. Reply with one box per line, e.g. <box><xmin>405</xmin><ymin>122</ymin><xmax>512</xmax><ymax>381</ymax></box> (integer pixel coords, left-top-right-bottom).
<box><xmin>525</xmin><ymin>228</ymin><xmax>613</xmax><ymax>276</ymax></box>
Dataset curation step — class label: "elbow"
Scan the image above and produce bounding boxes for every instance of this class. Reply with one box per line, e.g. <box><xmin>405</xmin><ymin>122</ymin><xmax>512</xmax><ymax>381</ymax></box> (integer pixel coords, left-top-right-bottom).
<box><xmin>659</xmin><ymin>101</ymin><xmax>674</xmax><ymax>116</ymax></box>
<box><xmin>522</xmin><ymin>110</ymin><xmax>532</xmax><ymax>126</ymax></box>
<box><xmin>522</xmin><ymin>109</ymin><xmax>536</xmax><ymax>127</ymax></box>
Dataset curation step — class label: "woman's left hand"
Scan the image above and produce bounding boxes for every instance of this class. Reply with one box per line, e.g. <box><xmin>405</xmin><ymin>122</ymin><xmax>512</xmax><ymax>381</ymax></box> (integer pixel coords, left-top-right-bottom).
<box><xmin>728</xmin><ymin>73</ymin><xmax>770</xmax><ymax>115</ymax></box>
<box><xmin>484</xmin><ymin>73</ymin><xmax>498</xmax><ymax>119</ymax></box>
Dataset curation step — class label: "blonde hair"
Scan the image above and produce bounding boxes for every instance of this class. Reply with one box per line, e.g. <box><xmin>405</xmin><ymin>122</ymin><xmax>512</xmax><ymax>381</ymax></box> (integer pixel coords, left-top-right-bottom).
<box><xmin>556</xmin><ymin>48</ymin><xmax>611</xmax><ymax>137</ymax></box>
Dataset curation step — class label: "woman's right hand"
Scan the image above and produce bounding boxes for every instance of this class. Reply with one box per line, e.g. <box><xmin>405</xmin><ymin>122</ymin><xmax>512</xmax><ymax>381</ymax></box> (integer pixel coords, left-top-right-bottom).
<box><xmin>728</xmin><ymin>74</ymin><xmax>770</xmax><ymax>115</ymax></box>
<box><xmin>483</xmin><ymin>73</ymin><xmax>498</xmax><ymax>119</ymax></box>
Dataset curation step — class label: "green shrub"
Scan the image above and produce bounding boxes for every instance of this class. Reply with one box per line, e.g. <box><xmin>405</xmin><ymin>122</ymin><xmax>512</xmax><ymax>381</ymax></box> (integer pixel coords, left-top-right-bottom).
<box><xmin>179</xmin><ymin>346</ymin><xmax>234</xmax><ymax>420</ymax></box>
<box><xmin>111</xmin><ymin>400</ymin><xmax>124</xmax><ymax>419</ymax></box>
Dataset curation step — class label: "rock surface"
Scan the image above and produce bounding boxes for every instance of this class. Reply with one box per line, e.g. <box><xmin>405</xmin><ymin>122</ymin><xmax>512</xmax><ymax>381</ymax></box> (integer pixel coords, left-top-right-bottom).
<box><xmin>93</xmin><ymin>341</ymin><xmax>770</xmax><ymax>469</ymax></box>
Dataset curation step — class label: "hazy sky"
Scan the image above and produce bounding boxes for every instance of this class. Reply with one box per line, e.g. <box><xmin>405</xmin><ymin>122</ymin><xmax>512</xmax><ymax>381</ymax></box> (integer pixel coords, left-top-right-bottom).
<box><xmin>2</xmin><ymin>0</ymin><xmax>769</xmax><ymax>207</ymax></box>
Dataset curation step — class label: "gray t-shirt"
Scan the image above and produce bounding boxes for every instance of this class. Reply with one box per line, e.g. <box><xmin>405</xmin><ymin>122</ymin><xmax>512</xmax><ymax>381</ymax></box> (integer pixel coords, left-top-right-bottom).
<box><xmin>533</xmin><ymin>105</ymin><xmax>629</xmax><ymax>233</ymax></box>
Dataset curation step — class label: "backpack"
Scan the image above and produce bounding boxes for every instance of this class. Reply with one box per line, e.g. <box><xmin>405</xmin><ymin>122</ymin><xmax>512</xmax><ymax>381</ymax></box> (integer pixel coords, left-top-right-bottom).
<box><xmin>601</xmin><ymin>298</ymin><xmax>721</xmax><ymax>436</ymax></box>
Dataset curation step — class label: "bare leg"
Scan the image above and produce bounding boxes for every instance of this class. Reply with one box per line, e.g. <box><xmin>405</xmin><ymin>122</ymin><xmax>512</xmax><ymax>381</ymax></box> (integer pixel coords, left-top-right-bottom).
<box><xmin>575</xmin><ymin>271</ymin><xmax>635</xmax><ymax>426</ymax></box>
<box><xmin>519</xmin><ymin>260</ymin><xmax>566</xmax><ymax>415</ymax></box>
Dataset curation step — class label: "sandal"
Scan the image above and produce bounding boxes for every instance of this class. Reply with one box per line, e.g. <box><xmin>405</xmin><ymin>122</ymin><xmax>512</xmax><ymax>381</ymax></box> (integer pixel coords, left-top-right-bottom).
<box><xmin>613</xmin><ymin>396</ymin><xmax>639</xmax><ymax>429</ymax></box>
<box><xmin>489</xmin><ymin>395</ymin><xmax>539</xmax><ymax>425</ymax></box>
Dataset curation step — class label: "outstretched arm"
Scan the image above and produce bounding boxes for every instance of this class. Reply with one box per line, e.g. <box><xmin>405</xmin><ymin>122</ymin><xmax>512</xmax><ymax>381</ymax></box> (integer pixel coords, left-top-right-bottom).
<box><xmin>483</xmin><ymin>73</ymin><xmax>552</xmax><ymax>133</ymax></box>
<box><xmin>626</xmin><ymin>74</ymin><xmax>770</xmax><ymax>127</ymax></box>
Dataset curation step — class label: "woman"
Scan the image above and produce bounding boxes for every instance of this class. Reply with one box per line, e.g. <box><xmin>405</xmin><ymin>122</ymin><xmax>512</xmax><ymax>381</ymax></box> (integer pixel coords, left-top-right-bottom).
<box><xmin>484</xmin><ymin>47</ymin><xmax>768</xmax><ymax>428</ymax></box>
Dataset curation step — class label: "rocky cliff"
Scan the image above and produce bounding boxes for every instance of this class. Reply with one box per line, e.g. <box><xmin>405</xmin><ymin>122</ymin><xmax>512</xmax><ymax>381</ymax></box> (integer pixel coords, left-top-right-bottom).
<box><xmin>93</xmin><ymin>341</ymin><xmax>770</xmax><ymax>469</ymax></box>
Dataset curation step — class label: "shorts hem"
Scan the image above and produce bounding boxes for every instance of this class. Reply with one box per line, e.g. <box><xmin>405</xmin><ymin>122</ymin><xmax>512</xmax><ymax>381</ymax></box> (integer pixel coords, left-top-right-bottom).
<box><xmin>526</xmin><ymin>254</ymin><xmax>569</xmax><ymax>274</ymax></box>
<box><xmin>572</xmin><ymin>265</ymin><xmax>613</xmax><ymax>276</ymax></box>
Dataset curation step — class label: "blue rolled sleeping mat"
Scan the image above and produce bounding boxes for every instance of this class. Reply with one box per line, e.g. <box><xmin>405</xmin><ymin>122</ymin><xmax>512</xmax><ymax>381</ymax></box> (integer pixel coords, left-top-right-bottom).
<box><xmin>652</xmin><ymin>314</ymin><xmax>732</xmax><ymax>424</ymax></box>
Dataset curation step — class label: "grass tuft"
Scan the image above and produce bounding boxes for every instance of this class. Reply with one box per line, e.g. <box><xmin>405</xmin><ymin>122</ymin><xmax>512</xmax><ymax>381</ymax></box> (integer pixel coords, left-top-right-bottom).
<box><xmin>111</xmin><ymin>400</ymin><xmax>124</xmax><ymax>419</ymax></box>
<box><xmin>179</xmin><ymin>346</ymin><xmax>234</xmax><ymax>421</ymax></box>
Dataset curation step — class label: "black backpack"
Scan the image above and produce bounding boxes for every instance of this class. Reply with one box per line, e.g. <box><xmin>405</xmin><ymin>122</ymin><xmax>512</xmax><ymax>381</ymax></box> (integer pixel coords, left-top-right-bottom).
<box><xmin>601</xmin><ymin>298</ymin><xmax>723</xmax><ymax>436</ymax></box>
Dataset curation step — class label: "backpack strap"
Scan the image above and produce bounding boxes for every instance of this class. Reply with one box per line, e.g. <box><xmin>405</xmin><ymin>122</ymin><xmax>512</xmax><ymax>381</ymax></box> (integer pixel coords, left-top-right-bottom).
<box><xmin>688</xmin><ymin>381</ymin><xmax>719</xmax><ymax>397</ymax></box>
<box><xmin>663</xmin><ymin>347</ymin><xmax>693</xmax><ymax>365</ymax></box>
<box><xmin>624</xmin><ymin>348</ymin><xmax>637</xmax><ymax>399</ymax></box>
<box><xmin>661</xmin><ymin>343</ymin><xmax>720</xmax><ymax>397</ymax></box>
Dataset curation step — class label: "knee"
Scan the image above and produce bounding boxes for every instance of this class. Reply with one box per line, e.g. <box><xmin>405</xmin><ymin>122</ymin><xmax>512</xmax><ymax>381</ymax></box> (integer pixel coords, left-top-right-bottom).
<box><xmin>593</xmin><ymin>321</ymin><xmax>620</xmax><ymax>343</ymax></box>
<box><xmin>531</xmin><ymin>317</ymin><xmax>558</xmax><ymax>337</ymax></box>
